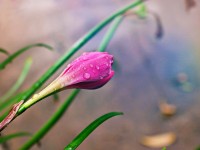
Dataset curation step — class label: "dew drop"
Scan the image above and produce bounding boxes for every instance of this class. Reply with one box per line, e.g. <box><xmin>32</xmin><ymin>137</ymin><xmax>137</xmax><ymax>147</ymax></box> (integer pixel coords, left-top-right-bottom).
<box><xmin>67</xmin><ymin>64</ymin><xmax>71</xmax><ymax>68</ymax></box>
<box><xmin>83</xmin><ymin>67</ymin><xmax>87</xmax><ymax>70</ymax></box>
<box><xmin>100</xmin><ymin>76</ymin><xmax>103</xmax><ymax>79</ymax></box>
<box><xmin>90</xmin><ymin>64</ymin><xmax>93</xmax><ymax>68</ymax></box>
<box><xmin>96</xmin><ymin>65</ymin><xmax>100</xmax><ymax>70</ymax></box>
<box><xmin>83</xmin><ymin>56</ymin><xmax>88</xmax><ymax>61</ymax></box>
<box><xmin>83</xmin><ymin>73</ymin><xmax>91</xmax><ymax>79</ymax></box>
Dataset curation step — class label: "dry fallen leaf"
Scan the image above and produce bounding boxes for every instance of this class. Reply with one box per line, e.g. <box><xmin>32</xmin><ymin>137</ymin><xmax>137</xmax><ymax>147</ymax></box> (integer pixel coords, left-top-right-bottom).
<box><xmin>159</xmin><ymin>101</ymin><xmax>176</xmax><ymax>116</ymax></box>
<box><xmin>140</xmin><ymin>132</ymin><xmax>176</xmax><ymax>148</ymax></box>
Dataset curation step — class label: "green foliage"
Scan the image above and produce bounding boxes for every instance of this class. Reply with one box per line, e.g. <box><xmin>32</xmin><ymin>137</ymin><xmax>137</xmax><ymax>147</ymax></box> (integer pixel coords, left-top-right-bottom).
<box><xmin>0</xmin><ymin>43</ymin><xmax>53</xmax><ymax>70</ymax></box>
<box><xmin>0</xmin><ymin>48</ymin><xmax>9</xmax><ymax>56</ymax></box>
<box><xmin>0</xmin><ymin>58</ymin><xmax>32</xmax><ymax>102</ymax></box>
<box><xmin>135</xmin><ymin>3</ymin><xmax>147</xmax><ymax>18</ymax></box>
<box><xmin>0</xmin><ymin>132</ymin><xmax>31</xmax><ymax>144</ymax></box>
<box><xmin>98</xmin><ymin>16</ymin><xmax>123</xmax><ymax>52</ymax></box>
<box><xmin>65</xmin><ymin>112</ymin><xmax>123</xmax><ymax>150</ymax></box>
<box><xmin>19</xmin><ymin>89</ymin><xmax>80</xmax><ymax>150</ymax></box>
<box><xmin>196</xmin><ymin>146</ymin><xmax>200</xmax><ymax>150</ymax></box>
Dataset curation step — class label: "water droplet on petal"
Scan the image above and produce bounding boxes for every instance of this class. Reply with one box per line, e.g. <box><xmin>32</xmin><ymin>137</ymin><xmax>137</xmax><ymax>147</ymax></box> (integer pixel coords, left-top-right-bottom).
<box><xmin>61</xmin><ymin>83</ymin><xmax>65</xmax><ymax>87</ymax></box>
<box><xmin>82</xmin><ymin>52</ymin><xmax>88</xmax><ymax>55</ymax></box>
<box><xmin>67</xmin><ymin>64</ymin><xmax>71</xmax><ymax>68</ymax></box>
<box><xmin>83</xmin><ymin>67</ymin><xmax>87</xmax><ymax>70</ymax></box>
<box><xmin>100</xmin><ymin>76</ymin><xmax>103</xmax><ymax>79</ymax></box>
<box><xmin>83</xmin><ymin>73</ymin><xmax>91</xmax><ymax>79</ymax></box>
<box><xmin>96</xmin><ymin>65</ymin><xmax>100</xmax><ymax>70</ymax></box>
<box><xmin>90</xmin><ymin>64</ymin><xmax>93</xmax><ymax>68</ymax></box>
<box><xmin>72</xmin><ymin>74</ymin><xmax>75</xmax><ymax>78</ymax></box>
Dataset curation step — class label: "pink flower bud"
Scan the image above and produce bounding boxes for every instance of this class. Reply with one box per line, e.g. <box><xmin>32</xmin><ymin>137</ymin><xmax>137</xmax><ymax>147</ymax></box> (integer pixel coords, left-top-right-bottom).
<box><xmin>57</xmin><ymin>52</ymin><xmax>114</xmax><ymax>89</ymax></box>
<box><xmin>20</xmin><ymin>52</ymin><xmax>114</xmax><ymax>110</ymax></box>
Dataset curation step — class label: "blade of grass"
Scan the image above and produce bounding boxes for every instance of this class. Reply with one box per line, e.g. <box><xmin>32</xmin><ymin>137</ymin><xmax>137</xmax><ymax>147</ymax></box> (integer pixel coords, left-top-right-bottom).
<box><xmin>98</xmin><ymin>16</ymin><xmax>124</xmax><ymax>52</ymax></box>
<box><xmin>65</xmin><ymin>112</ymin><xmax>123</xmax><ymax>150</ymax></box>
<box><xmin>0</xmin><ymin>48</ymin><xmax>9</xmax><ymax>56</ymax></box>
<box><xmin>0</xmin><ymin>132</ymin><xmax>31</xmax><ymax>144</ymax></box>
<box><xmin>0</xmin><ymin>43</ymin><xmax>53</xmax><ymax>70</ymax></box>
<box><xmin>19</xmin><ymin>89</ymin><xmax>80</xmax><ymax>150</ymax></box>
<box><xmin>0</xmin><ymin>58</ymin><xmax>32</xmax><ymax>102</ymax></box>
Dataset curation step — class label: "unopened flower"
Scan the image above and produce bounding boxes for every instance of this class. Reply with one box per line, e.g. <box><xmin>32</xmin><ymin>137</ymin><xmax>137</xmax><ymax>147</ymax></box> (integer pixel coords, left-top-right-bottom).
<box><xmin>21</xmin><ymin>52</ymin><xmax>114</xmax><ymax>109</ymax></box>
<box><xmin>57</xmin><ymin>52</ymin><xmax>114</xmax><ymax>89</ymax></box>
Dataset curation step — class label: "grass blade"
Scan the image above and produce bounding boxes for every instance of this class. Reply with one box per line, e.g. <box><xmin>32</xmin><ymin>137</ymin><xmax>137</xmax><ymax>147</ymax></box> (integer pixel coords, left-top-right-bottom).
<box><xmin>98</xmin><ymin>16</ymin><xmax>124</xmax><ymax>52</ymax></box>
<box><xmin>0</xmin><ymin>48</ymin><xmax>9</xmax><ymax>56</ymax></box>
<box><xmin>0</xmin><ymin>132</ymin><xmax>31</xmax><ymax>144</ymax></box>
<box><xmin>65</xmin><ymin>112</ymin><xmax>123</xmax><ymax>150</ymax></box>
<box><xmin>0</xmin><ymin>43</ymin><xmax>53</xmax><ymax>70</ymax></box>
<box><xmin>19</xmin><ymin>89</ymin><xmax>80</xmax><ymax>150</ymax></box>
<box><xmin>0</xmin><ymin>58</ymin><xmax>32</xmax><ymax>102</ymax></box>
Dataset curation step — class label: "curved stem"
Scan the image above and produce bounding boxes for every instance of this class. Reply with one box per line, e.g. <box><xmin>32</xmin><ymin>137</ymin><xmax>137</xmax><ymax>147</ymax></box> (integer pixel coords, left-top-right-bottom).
<box><xmin>19</xmin><ymin>89</ymin><xmax>80</xmax><ymax>150</ymax></box>
<box><xmin>0</xmin><ymin>58</ymin><xmax>32</xmax><ymax>102</ymax></box>
<box><xmin>98</xmin><ymin>16</ymin><xmax>124</xmax><ymax>52</ymax></box>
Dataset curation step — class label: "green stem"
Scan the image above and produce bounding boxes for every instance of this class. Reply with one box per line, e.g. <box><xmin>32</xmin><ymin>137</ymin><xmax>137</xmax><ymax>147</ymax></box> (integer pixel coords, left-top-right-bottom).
<box><xmin>0</xmin><ymin>58</ymin><xmax>32</xmax><ymax>102</ymax></box>
<box><xmin>19</xmin><ymin>89</ymin><xmax>80</xmax><ymax>150</ymax></box>
<box><xmin>0</xmin><ymin>43</ymin><xmax>53</xmax><ymax>70</ymax></box>
<box><xmin>98</xmin><ymin>16</ymin><xmax>124</xmax><ymax>52</ymax></box>
<box><xmin>16</xmin><ymin>0</ymin><xmax>144</xmax><ymax>115</ymax></box>
<box><xmin>65</xmin><ymin>112</ymin><xmax>123</xmax><ymax>150</ymax></box>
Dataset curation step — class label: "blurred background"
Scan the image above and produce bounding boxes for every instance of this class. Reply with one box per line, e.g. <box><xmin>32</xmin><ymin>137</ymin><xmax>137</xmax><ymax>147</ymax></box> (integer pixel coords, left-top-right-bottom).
<box><xmin>0</xmin><ymin>0</ymin><xmax>200</xmax><ymax>149</ymax></box>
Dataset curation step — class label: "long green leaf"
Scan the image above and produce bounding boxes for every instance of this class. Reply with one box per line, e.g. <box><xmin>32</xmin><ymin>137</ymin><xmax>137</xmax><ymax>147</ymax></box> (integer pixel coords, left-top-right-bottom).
<box><xmin>19</xmin><ymin>89</ymin><xmax>80</xmax><ymax>150</ymax></box>
<box><xmin>98</xmin><ymin>16</ymin><xmax>124</xmax><ymax>52</ymax></box>
<box><xmin>0</xmin><ymin>58</ymin><xmax>32</xmax><ymax>102</ymax></box>
<box><xmin>0</xmin><ymin>48</ymin><xmax>9</xmax><ymax>56</ymax></box>
<box><xmin>0</xmin><ymin>43</ymin><xmax>53</xmax><ymax>70</ymax></box>
<box><xmin>0</xmin><ymin>132</ymin><xmax>31</xmax><ymax>144</ymax></box>
<box><xmin>65</xmin><ymin>112</ymin><xmax>123</xmax><ymax>150</ymax></box>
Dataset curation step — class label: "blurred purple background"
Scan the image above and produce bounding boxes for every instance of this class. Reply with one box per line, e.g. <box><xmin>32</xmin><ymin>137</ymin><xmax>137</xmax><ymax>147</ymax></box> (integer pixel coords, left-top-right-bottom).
<box><xmin>0</xmin><ymin>0</ymin><xmax>200</xmax><ymax>149</ymax></box>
